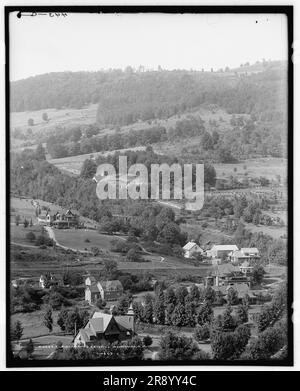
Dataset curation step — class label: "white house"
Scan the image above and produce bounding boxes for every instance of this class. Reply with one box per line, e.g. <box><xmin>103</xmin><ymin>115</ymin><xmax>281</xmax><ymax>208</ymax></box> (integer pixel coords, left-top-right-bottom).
<box><xmin>183</xmin><ymin>241</ymin><xmax>204</xmax><ymax>259</ymax></box>
<box><xmin>230</xmin><ymin>247</ymin><xmax>260</xmax><ymax>264</ymax></box>
<box><xmin>207</xmin><ymin>244</ymin><xmax>238</xmax><ymax>259</ymax></box>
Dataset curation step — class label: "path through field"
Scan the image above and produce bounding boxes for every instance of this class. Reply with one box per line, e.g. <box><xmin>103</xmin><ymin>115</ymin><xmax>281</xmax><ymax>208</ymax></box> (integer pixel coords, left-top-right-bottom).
<box><xmin>44</xmin><ymin>226</ymin><xmax>90</xmax><ymax>254</ymax></box>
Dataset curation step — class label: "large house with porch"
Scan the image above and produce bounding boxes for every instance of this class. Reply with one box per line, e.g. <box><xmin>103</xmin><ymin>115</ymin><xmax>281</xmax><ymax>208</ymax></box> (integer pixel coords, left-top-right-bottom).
<box><xmin>37</xmin><ymin>209</ymin><xmax>79</xmax><ymax>228</ymax></box>
<box><xmin>73</xmin><ymin>307</ymin><xmax>135</xmax><ymax>347</ymax></box>
<box><xmin>205</xmin><ymin>263</ymin><xmax>251</xmax><ymax>288</ymax></box>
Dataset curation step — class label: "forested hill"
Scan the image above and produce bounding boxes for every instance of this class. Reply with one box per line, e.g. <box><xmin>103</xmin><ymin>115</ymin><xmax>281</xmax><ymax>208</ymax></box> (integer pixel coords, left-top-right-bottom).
<box><xmin>11</xmin><ymin>61</ymin><xmax>287</xmax><ymax>127</ymax></box>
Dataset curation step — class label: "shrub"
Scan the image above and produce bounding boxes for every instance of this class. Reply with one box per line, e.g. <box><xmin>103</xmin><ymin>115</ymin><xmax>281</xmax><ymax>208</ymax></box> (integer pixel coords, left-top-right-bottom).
<box><xmin>143</xmin><ymin>335</ymin><xmax>153</xmax><ymax>347</ymax></box>
<box><xmin>194</xmin><ymin>323</ymin><xmax>210</xmax><ymax>342</ymax></box>
<box><xmin>26</xmin><ymin>231</ymin><xmax>36</xmax><ymax>242</ymax></box>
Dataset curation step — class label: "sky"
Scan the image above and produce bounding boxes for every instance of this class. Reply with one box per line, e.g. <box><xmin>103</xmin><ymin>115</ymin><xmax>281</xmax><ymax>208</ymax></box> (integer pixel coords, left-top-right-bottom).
<box><xmin>9</xmin><ymin>12</ymin><xmax>288</xmax><ymax>81</ymax></box>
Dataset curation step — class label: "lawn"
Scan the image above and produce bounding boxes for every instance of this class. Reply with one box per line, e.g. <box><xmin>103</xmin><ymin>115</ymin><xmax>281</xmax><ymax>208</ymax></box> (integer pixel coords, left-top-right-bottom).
<box><xmin>243</xmin><ymin>222</ymin><xmax>287</xmax><ymax>240</ymax></box>
<box><xmin>10</xmin><ymin>224</ymin><xmax>44</xmax><ymax>246</ymax></box>
<box><xmin>11</xmin><ymin>310</ymin><xmax>62</xmax><ymax>339</ymax></box>
<box><xmin>53</xmin><ymin>228</ymin><xmax>120</xmax><ymax>252</ymax></box>
<box><xmin>214</xmin><ymin>157</ymin><xmax>287</xmax><ymax>182</ymax></box>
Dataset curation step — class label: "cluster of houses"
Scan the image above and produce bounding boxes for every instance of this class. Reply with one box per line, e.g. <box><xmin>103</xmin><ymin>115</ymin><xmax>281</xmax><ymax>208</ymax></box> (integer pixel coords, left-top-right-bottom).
<box><xmin>183</xmin><ymin>242</ymin><xmax>263</xmax><ymax>305</ymax></box>
<box><xmin>37</xmin><ymin>209</ymin><xmax>79</xmax><ymax>228</ymax></box>
<box><xmin>84</xmin><ymin>276</ymin><xmax>124</xmax><ymax>304</ymax></box>
<box><xmin>183</xmin><ymin>241</ymin><xmax>259</xmax><ymax>265</ymax></box>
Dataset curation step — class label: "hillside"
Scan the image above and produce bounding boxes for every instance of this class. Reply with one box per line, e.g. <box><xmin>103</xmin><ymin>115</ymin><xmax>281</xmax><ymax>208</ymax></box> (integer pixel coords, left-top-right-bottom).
<box><xmin>10</xmin><ymin>61</ymin><xmax>288</xmax><ymax>167</ymax></box>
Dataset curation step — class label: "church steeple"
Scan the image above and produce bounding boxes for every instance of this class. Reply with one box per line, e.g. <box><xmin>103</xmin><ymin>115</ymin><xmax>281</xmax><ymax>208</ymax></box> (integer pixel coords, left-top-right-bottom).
<box><xmin>127</xmin><ymin>303</ymin><xmax>134</xmax><ymax>316</ymax></box>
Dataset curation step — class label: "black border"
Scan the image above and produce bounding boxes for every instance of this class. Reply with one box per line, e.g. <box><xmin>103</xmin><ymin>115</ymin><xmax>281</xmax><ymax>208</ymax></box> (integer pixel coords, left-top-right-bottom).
<box><xmin>5</xmin><ymin>5</ymin><xmax>294</xmax><ymax>368</ymax></box>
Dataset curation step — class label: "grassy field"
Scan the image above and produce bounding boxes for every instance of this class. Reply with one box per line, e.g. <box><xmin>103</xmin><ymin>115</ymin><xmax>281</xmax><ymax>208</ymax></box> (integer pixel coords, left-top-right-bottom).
<box><xmin>11</xmin><ymin>310</ymin><xmax>62</xmax><ymax>339</ymax></box>
<box><xmin>53</xmin><ymin>228</ymin><xmax>119</xmax><ymax>252</ymax></box>
<box><xmin>11</xmin><ymin>104</ymin><xmax>98</xmax><ymax>139</ymax></box>
<box><xmin>48</xmin><ymin>146</ymin><xmax>146</xmax><ymax>175</ymax></box>
<box><xmin>10</xmin><ymin>224</ymin><xmax>44</xmax><ymax>246</ymax></box>
<box><xmin>244</xmin><ymin>222</ymin><xmax>287</xmax><ymax>240</ymax></box>
<box><xmin>214</xmin><ymin>157</ymin><xmax>287</xmax><ymax>182</ymax></box>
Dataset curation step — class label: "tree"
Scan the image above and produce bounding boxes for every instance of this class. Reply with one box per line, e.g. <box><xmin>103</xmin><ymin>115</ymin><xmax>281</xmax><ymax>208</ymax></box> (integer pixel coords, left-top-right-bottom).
<box><xmin>227</xmin><ymin>287</ymin><xmax>239</xmax><ymax>306</ymax></box>
<box><xmin>143</xmin><ymin>294</ymin><xmax>153</xmax><ymax>323</ymax></box>
<box><xmin>171</xmin><ymin>303</ymin><xmax>187</xmax><ymax>327</ymax></box>
<box><xmin>35</xmin><ymin>144</ymin><xmax>46</xmax><ymax>160</ymax></box>
<box><xmin>201</xmin><ymin>132</ymin><xmax>214</xmax><ymax>150</ymax></box>
<box><xmin>43</xmin><ymin>306</ymin><xmax>53</xmax><ymax>333</ymax></box>
<box><xmin>115</xmin><ymin>294</ymin><xmax>130</xmax><ymax>315</ymax></box>
<box><xmin>96</xmin><ymin>298</ymin><xmax>107</xmax><ymax>310</ymax></box>
<box><xmin>80</xmin><ymin>159</ymin><xmax>97</xmax><ymax>179</ymax></box>
<box><xmin>165</xmin><ymin>303</ymin><xmax>175</xmax><ymax>325</ymax></box>
<box><xmin>189</xmin><ymin>284</ymin><xmax>200</xmax><ymax>303</ymax></box>
<box><xmin>252</xmin><ymin>265</ymin><xmax>265</xmax><ymax>286</ymax></box>
<box><xmin>164</xmin><ymin>287</ymin><xmax>176</xmax><ymax>306</ymax></box>
<box><xmin>126</xmin><ymin>248</ymin><xmax>142</xmax><ymax>262</ymax></box>
<box><xmin>247</xmin><ymin>326</ymin><xmax>285</xmax><ymax>360</ymax></box>
<box><xmin>91</xmin><ymin>247</ymin><xmax>100</xmax><ymax>256</ymax></box>
<box><xmin>25</xmin><ymin>338</ymin><xmax>34</xmax><ymax>356</ymax></box>
<box><xmin>256</xmin><ymin>287</ymin><xmax>286</xmax><ymax>333</ymax></box>
<box><xmin>236</xmin><ymin>304</ymin><xmax>249</xmax><ymax>325</ymax></box>
<box><xmin>185</xmin><ymin>296</ymin><xmax>196</xmax><ymax>327</ymax></box>
<box><xmin>175</xmin><ymin>286</ymin><xmax>188</xmax><ymax>305</ymax></box>
<box><xmin>211</xmin><ymin>326</ymin><xmax>250</xmax><ymax>360</ymax></box>
<box><xmin>57</xmin><ymin>308</ymin><xmax>69</xmax><ymax>331</ymax></box>
<box><xmin>196</xmin><ymin>302</ymin><xmax>213</xmax><ymax>326</ymax></box>
<box><xmin>202</xmin><ymin>286</ymin><xmax>216</xmax><ymax>305</ymax></box>
<box><xmin>15</xmin><ymin>214</ymin><xmax>21</xmax><ymax>226</ymax></box>
<box><xmin>194</xmin><ymin>323</ymin><xmax>210</xmax><ymax>342</ymax></box>
<box><xmin>159</xmin><ymin>331</ymin><xmax>200</xmax><ymax>360</ymax></box>
<box><xmin>222</xmin><ymin>305</ymin><xmax>236</xmax><ymax>331</ymax></box>
<box><xmin>153</xmin><ymin>288</ymin><xmax>165</xmax><ymax>325</ymax></box>
<box><xmin>26</xmin><ymin>231</ymin><xmax>36</xmax><ymax>242</ymax></box>
<box><xmin>100</xmin><ymin>260</ymin><xmax>118</xmax><ymax>280</ymax></box>
<box><xmin>63</xmin><ymin>308</ymin><xmax>90</xmax><ymax>334</ymax></box>
<box><xmin>42</xmin><ymin>112</ymin><xmax>49</xmax><ymax>122</ymax></box>
<box><xmin>11</xmin><ymin>320</ymin><xmax>23</xmax><ymax>341</ymax></box>
<box><xmin>143</xmin><ymin>335</ymin><xmax>153</xmax><ymax>347</ymax></box>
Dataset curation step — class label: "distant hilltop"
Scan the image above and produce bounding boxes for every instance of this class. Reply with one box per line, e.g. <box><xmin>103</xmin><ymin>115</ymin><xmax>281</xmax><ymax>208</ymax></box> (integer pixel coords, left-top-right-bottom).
<box><xmin>10</xmin><ymin>60</ymin><xmax>287</xmax><ymax>117</ymax></box>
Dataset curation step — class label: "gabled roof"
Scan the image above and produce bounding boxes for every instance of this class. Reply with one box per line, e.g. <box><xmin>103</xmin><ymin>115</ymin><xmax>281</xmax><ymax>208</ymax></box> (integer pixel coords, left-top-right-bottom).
<box><xmin>86</xmin><ymin>284</ymin><xmax>100</xmax><ymax>293</ymax></box>
<box><xmin>211</xmin><ymin>244</ymin><xmax>239</xmax><ymax>252</ymax></box>
<box><xmin>89</xmin><ymin>313</ymin><xmax>114</xmax><ymax>333</ymax></box>
<box><xmin>85</xmin><ymin>275</ymin><xmax>97</xmax><ymax>284</ymax></box>
<box><xmin>115</xmin><ymin>315</ymin><xmax>134</xmax><ymax>331</ymax></box>
<box><xmin>183</xmin><ymin>242</ymin><xmax>202</xmax><ymax>251</ymax></box>
<box><xmin>99</xmin><ymin>280</ymin><xmax>123</xmax><ymax>291</ymax></box>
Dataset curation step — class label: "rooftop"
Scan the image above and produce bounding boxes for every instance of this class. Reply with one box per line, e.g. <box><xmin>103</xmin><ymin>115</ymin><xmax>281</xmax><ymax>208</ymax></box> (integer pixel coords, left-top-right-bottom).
<box><xmin>99</xmin><ymin>280</ymin><xmax>123</xmax><ymax>291</ymax></box>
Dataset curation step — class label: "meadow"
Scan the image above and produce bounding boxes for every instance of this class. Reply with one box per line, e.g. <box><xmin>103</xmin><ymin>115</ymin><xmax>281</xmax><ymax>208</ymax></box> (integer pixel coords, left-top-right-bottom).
<box><xmin>214</xmin><ymin>157</ymin><xmax>287</xmax><ymax>182</ymax></box>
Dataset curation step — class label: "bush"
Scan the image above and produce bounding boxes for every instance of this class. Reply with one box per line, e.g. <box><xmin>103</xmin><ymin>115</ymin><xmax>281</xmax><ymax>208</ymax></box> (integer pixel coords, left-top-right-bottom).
<box><xmin>96</xmin><ymin>298</ymin><xmax>106</xmax><ymax>309</ymax></box>
<box><xmin>90</xmin><ymin>247</ymin><xmax>100</xmax><ymax>256</ymax></box>
<box><xmin>126</xmin><ymin>248</ymin><xmax>142</xmax><ymax>262</ymax></box>
<box><xmin>194</xmin><ymin>323</ymin><xmax>210</xmax><ymax>342</ymax></box>
<box><xmin>26</xmin><ymin>231</ymin><xmax>36</xmax><ymax>242</ymax></box>
<box><xmin>143</xmin><ymin>335</ymin><xmax>153</xmax><ymax>347</ymax></box>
